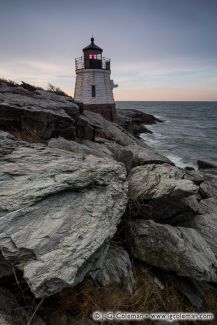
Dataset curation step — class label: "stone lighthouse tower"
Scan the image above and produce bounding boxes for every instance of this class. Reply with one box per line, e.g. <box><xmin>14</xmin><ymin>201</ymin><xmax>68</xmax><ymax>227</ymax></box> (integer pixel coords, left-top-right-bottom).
<box><xmin>74</xmin><ymin>37</ymin><xmax>118</xmax><ymax>121</ymax></box>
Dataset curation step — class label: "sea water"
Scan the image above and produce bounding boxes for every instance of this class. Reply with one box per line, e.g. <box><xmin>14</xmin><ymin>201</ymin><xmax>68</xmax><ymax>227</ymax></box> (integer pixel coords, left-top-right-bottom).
<box><xmin>116</xmin><ymin>101</ymin><xmax>217</xmax><ymax>168</ymax></box>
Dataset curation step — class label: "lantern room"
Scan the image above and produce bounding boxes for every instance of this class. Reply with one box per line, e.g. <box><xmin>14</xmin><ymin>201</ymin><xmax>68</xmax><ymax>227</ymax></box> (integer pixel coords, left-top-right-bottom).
<box><xmin>75</xmin><ymin>37</ymin><xmax>110</xmax><ymax>70</ymax></box>
<box><xmin>83</xmin><ymin>37</ymin><xmax>102</xmax><ymax>69</ymax></box>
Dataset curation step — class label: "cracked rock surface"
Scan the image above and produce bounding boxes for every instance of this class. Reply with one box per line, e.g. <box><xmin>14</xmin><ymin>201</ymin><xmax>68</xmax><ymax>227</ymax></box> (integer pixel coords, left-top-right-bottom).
<box><xmin>128</xmin><ymin>163</ymin><xmax>198</xmax><ymax>201</ymax></box>
<box><xmin>0</xmin><ymin>133</ymin><xmax>128</xmax><ymax>297</ymax></box>
<box><xmin>128</xmin><ymin>219</ymin><xmax>217</xmax><ymax>282</ymax></box>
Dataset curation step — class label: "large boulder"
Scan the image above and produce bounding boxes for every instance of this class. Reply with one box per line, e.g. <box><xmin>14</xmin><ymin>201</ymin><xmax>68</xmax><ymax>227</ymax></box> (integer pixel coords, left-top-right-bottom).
<box><xmin>143</xmin><ymin>195</ymin><xmax>199</xmax><ymax>226</ymax></box>
<box><xmin>125</xmin><ymin>144</ymin><xmax>171</xmax><ymax>166</ymax></box>
<box><xmin>96</xmin><ymin>140</ymin><xmax>133</xmax><ymax>172</ymax></box>
<box><xmin>48</xmin><ymin>137</ymin><xmax>113</xmax><ymax>159</ymax></box>
<box><xmin>83</xmin><ymin>111</ymin><xmax>173</xmax><ymax>168</ymax></box>
<box><xmin>116</xmin><ymin>108</ymin><xmax>161</xmax><ymax>137</ymax></box>
<box><xmin>99</xmin><ymin>139</ymin><xmax>171</xmax><ymax>171</ymax></box>
<box><xmin>197</xmin><ymin>160</ymin><xmax>217</xmax><ymax>170</ymax></box>
<box><xmin>49</xmin><ymin>137</ymin><xmax>134</xmax><ymax>173</ymax></box>
<box><xmin>197</xmin><ymin>160</ymin><xmax>217</xmax><ymax>199</ymax></box>
<box><xmin>83</xmin><ymin>110</ymin><xmax>137</xmax><ymax>146</ymax></box>
<box><xmin>48</xmin><ymin>136</ymin><xmax>171</xmax><ymax>175</ymax></box>
<box><xmin>127</xmin><ymin>194</ymin><xmax>199</xmax><ymax>226</ymax></box>
<box><xmin>128</xmin><ymin>164</ymin><xmax>198</xmax><ymax>201</ymax></box>
<box><xmin>117</xmin><ymin>108</ymin><xmax>161</xmax><ymax>126</ymax></box>
<box><xmin>0</xmin><ymin>81</ymin><xmax>94</xmax><ymax>142</ymax></box>
<box><xmin>182</xmin><ymin>214</ymin><xmax>217</xmax><ymax>258</ymax></box>
<box><xmin>199</xmin><ymin>169</ymin><xmax>217</xmax><ymax>199</ymax></box>
<box><xmin>0</xmin><ymin>135</ymin><xmax>127</xmax><ymax>297</ymax></box>
<box><xmin>128</xmin><ymin>219</ymin><xmax>217</xmax><ymax>282</ymax></box>
<box><xmin>183</xmin><ymin>169</ymin><xmax>204</xmax><ymax>185</ymax></box>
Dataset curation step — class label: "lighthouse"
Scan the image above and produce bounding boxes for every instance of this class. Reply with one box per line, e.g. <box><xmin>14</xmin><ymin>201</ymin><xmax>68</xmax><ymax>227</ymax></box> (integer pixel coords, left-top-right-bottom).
<box><xmin>74</xmin><ymin>37</ymin><xmax>118</xmax><ymax>121</ymax></box>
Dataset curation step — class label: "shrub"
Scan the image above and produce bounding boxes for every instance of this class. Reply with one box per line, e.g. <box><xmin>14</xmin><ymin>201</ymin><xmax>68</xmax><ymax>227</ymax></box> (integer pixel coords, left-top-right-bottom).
<box><xmin>21</xmin><ymin>81</ymin><xmax>37</xmax><ymax>92</ymax></box>
<box><xmin>47</xmin><ymin>83</ymin><xmax>68</xmax><ymax>97</ymax></box>
<box><xmin>0</xmin><ymin>78</ymin><xmax>18</xmax><ymax>87</ymax></box>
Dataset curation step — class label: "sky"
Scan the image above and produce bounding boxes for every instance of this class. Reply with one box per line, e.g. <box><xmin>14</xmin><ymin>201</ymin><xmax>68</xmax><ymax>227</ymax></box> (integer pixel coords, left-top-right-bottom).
<box><xmin>0</xmin><ymin>0</ymin><xmax>217</xmax><ymax>101</ymax></box>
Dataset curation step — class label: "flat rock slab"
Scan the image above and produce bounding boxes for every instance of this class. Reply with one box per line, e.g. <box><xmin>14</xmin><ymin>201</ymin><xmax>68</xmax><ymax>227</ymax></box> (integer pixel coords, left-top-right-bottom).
<box><xmin>125</xmin><ymin>144</ymin><xmax>171</xmax><ymax>166</ymax></box>
<box><xmin>0</xmin><ymin>135</ymin><xmax>127</xmax><ymax>297</ymax></box>
<box><xmin>128</xmin><ymin>219</ymin><xmax>217</xmax><ymax>282</ymax></box>
<box><xmin>48</xmin><ymin>137</ymin><xmax>113</xmax><ymax>159</ymax></box>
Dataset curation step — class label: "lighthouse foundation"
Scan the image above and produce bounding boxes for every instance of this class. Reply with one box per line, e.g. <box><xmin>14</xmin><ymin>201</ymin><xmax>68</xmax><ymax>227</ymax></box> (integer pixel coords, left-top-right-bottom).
<box><xmin>83</xmin><ymin>103</ymin><xmax>117</xmax><ymax>122</ymax></box>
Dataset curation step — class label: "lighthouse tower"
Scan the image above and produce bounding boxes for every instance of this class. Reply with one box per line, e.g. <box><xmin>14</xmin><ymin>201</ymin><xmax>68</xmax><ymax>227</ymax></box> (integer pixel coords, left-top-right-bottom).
<box><xmin>74</xmin><ymin>37</ymin><xmax>118</xmax><ymax>121</ymax></box>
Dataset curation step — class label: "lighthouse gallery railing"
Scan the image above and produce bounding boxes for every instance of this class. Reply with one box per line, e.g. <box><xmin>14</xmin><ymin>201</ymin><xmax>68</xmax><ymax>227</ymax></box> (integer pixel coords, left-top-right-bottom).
<box><xmin>75</xmin><ymin>56</ymin><xmax>111</xmax><ymax>71</ymax></box>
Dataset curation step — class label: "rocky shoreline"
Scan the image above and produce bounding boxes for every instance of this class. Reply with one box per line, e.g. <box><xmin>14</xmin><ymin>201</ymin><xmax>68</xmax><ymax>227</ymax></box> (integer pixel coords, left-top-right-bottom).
<box><xmin>0</xmin><ymin>79</ymin><xmax>217</xmax><ymax>324</ymax></box>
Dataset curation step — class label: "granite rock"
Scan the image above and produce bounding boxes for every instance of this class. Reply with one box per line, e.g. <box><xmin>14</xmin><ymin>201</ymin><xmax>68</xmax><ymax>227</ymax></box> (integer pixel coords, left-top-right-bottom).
<box><xmin>198</xmin><ymin>198</ymin><xmax>217</xmax><ymax>215</ymax></box>
<box><xmin>128</xmin><ymin>219</ymin><xmax>217</xmax><ymax>282</ymax></box>
<box><xmin>125</xmin><ymin>144</ymin><xmax>172</xmax><ymax>166</ymax></box>
<box><xmin>128</xmin><ymin>164</ymin><xmax>198</xmax><ymax>201</ymax></box>
<box><xmin>0</xmin><ymin>81</ymin><xmax>94</xmax><ymax>142</ymax></box>
<box><xmin>116</xmin><ymin>108</ymin><xmax>161</xmax><ymax>136</ymax></box>
<box><xmin>197</xmin><ymin>160</ymin><xmax>217</xmax><ymax>170</ymax></box>
<box><xmin>182</xmin><ymin>214</ymin><xmax>217</xmax><ymax>258</ymax></box>
<box><xmin>91</xmin><ymin>244</ymin><xmax>135</xmax><ymax>294</ymax></box>
<box><xmin>0</xmin><ymin>135</ymin><xmax>127</xmax><ymax>297</ymax></box>
<box><xmin>199</xmin><ymin>168</ymin><xmax>217</xmax><ymax>199</ymax></box>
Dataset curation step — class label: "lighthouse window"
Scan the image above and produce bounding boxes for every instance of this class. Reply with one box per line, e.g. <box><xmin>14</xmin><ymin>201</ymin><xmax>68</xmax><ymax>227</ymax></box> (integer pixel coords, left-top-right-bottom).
<box><xmin>88</xmin><ymin>53</ymin><xmax>101</xmax><ymax>60</ymax></box>
<box><xmin>92</xmin><ymin>85</ymin><xmax>96</xmax><ymax>97</ymax></box>
<box><xmin>89</xmin><ymin>53</ymin><xmax>96</xmax><ymax>59</ymax></box>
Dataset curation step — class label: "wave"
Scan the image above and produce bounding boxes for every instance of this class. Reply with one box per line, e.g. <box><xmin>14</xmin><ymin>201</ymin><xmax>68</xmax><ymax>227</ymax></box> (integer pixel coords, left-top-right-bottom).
<box><xmin>118</xmin><ymin>101</ymin><xmax>217</xmax><ymax>168</ymax></box>
<box><xmin>164</xmin><ymin>153</ymin><xmax>197</xmax><ymax>169</ymax></box>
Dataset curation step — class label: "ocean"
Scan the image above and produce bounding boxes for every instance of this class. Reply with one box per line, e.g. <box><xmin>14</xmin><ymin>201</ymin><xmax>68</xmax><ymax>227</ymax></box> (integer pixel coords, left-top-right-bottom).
<box><xmin>116</xmin><ymin>101</ymin><xmax>217</xmax><ymax>169</ymax></box>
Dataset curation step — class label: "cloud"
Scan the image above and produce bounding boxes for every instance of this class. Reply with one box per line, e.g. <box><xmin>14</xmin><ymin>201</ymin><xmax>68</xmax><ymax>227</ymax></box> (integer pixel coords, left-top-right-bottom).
<box><xmin>0</xmin><ymin>59</ymin><xmax>75</xmax><ymax>92</ymax></box>
<box><xmin>1</xmin><ymin>57</ymin><xmax>216</xmax><ymax>100</ymax></box>
<box><xmin>0</xmin><ymin>0</ymin><xmax>216</xmax><ymax>100</ymax></box>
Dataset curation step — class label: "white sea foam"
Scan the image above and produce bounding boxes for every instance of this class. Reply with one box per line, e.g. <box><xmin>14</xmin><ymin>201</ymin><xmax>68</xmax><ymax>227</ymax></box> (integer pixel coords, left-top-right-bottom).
<box><xmin>164</xmin><ymin>153</ymin><xmax>197</xmax><ymax>169</ymax></box>
<box><xmin>154</xmin><ymin>115</ymin><xmax>170</xmax><ymax>123</ymax></box>
<box><xmin>118</xmin><ymin>101</ymin><xmax>217</xmax><ymax>168</ymax></box>
<box><xmin>154</xmin><ymin>115</ymin><xmax>164</xmax><ymax>120</ymax></box>
<box><xmin>140</xmin><ymin>131</ymin><xmax>166</xmax><ymax>142</ymax></box>
<box><xmin>140</xmin><ymin>133</ymin><xmax>160</xmax><ymax>144</ymax></box>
